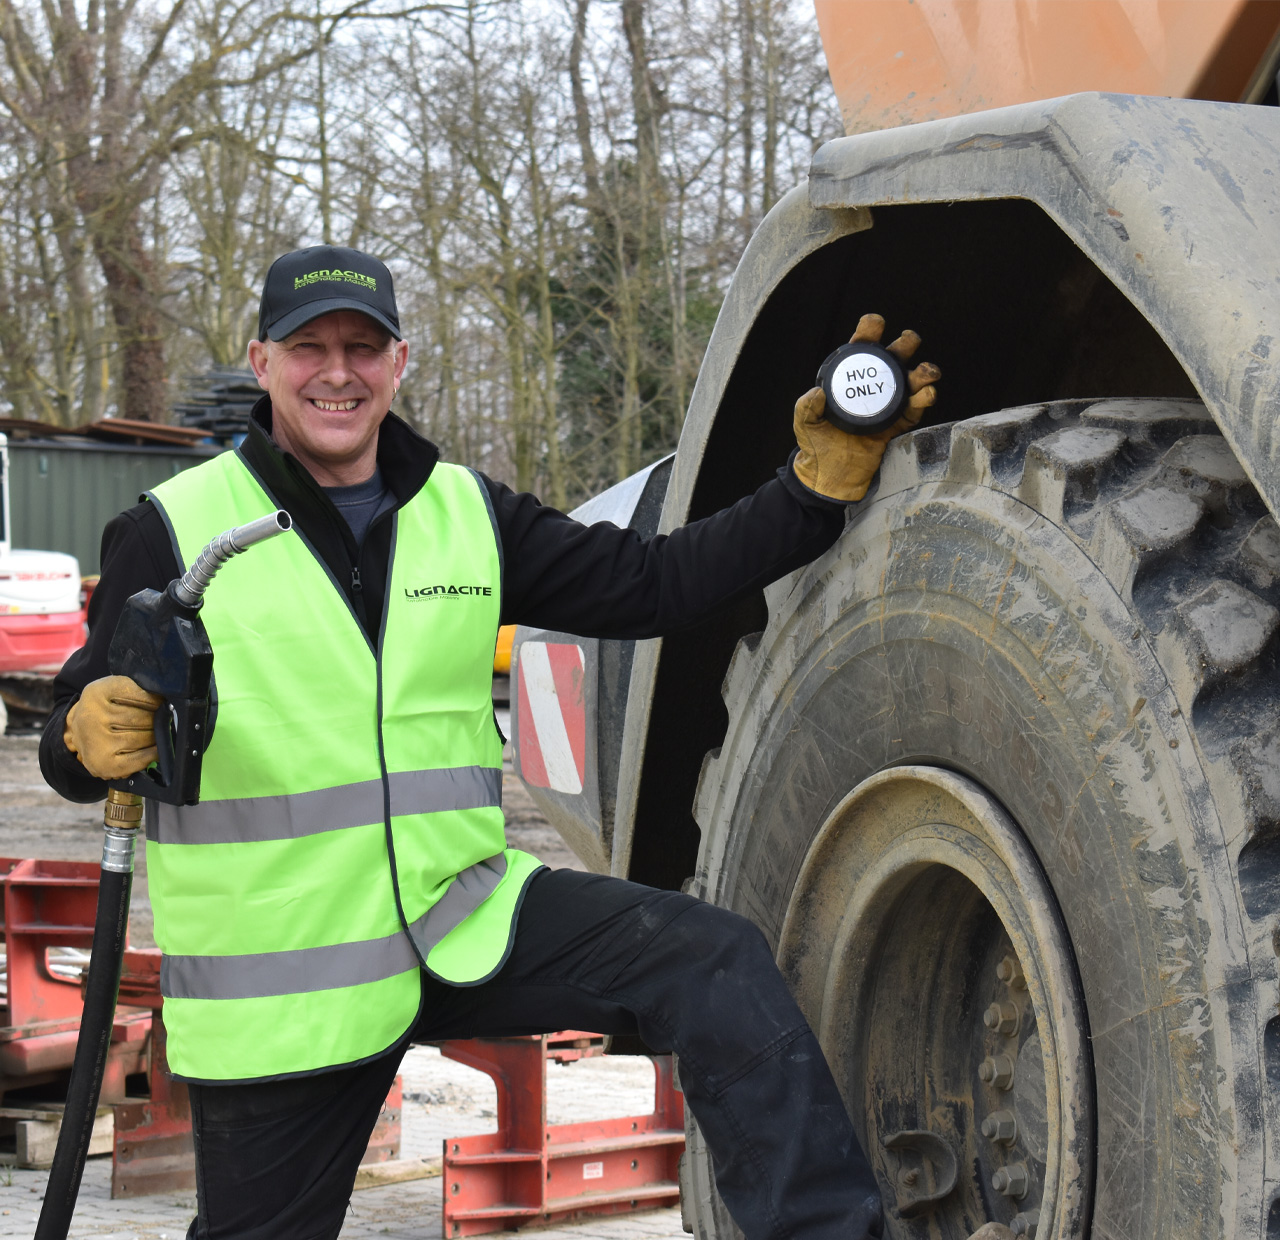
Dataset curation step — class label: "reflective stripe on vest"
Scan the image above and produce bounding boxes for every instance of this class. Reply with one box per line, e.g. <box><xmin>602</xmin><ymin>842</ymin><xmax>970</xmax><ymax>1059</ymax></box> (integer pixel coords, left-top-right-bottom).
<box><xmin>146</xmin><ymin>450</ymin><xmax>542</xmax><ymax>1082</ymax></box>
<box><xmin>161</xmin><ymin>853</ymin><xmax>508</xmax><ymax>999</ymax></box>
<box><xmin>146</xmin><ymin>766</ymin><xmax>502</xmax><ymax>845</ymax></box>
<box><xmin>162</xmin><ymin>930</ymin><xmax>418</xmax><ymax>1000</ymax></box>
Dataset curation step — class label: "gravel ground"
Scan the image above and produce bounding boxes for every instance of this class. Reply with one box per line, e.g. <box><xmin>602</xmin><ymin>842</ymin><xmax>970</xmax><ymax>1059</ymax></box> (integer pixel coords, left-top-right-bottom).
<box><xmin>0</xmin><ymin>725</ymin><xmax>686</xmax><ymax>1240</ymax></box>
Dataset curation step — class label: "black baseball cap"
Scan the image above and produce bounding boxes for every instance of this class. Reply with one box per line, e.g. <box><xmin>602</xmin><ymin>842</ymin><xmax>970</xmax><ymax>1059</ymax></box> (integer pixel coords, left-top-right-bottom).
<box><xmin>257</xmin><ymin>245</ymin><xmax>401</xmax><ymax>342</ymax></box>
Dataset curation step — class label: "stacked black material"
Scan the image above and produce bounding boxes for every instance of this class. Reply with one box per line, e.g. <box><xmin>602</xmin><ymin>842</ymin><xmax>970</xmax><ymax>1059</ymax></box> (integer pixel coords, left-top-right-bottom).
<box><xmin>173</xmin><ymin>369</ymin><xmax>261</xmax><ymax>441</ymax></box>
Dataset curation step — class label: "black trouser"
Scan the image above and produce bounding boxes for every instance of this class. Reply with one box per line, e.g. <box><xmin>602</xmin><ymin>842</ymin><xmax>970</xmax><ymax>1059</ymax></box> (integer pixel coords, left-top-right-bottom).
<box><xmin>184</xmin><ymin>869</ymin><xmax>883</xmax><ymax>1240</ymax></box>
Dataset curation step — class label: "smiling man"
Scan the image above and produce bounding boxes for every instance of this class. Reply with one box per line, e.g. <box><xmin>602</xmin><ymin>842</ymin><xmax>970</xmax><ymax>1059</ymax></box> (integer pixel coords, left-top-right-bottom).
<box><xmin>41</xmin><ymin>245</ymin><xmax>946</xmax><ymax>1240</ymax></box>
<box><xmin>248</xmin><ymin>310</ymin><xmax>404</xmax><ymax>480</ymax></box>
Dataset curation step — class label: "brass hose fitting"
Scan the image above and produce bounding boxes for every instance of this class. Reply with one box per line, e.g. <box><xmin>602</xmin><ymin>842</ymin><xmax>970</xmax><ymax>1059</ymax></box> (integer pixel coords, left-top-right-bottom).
<box><xmin>101</xmin><ymin>788</ymin><xmax>144</xmax><ymax>874</ymax></box>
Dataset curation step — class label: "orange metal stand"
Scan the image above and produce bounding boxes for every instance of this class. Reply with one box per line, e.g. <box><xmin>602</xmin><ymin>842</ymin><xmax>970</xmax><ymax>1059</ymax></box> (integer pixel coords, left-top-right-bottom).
<box><xmin>0</xmin><ymin>857</ymin><xmax>149</xmax><ymax>1101</ymax></box>
<box><xmin>440</xmin><ymin>1032</ymin><xmax>684</xmax><ymax>1238</ymax></box>
<box><xmin>110</xmin><ymin>947</ymin><xmax>401</xmax><ymax>1198</ymax></box>
<box><xmin>0</xmin><ymin>856</ymin><xmax>400</xmax><ymax>1193</ymax></box>
<box><xmin>110</xmin><ymin>954</ymin><xmax>193</xmax><ymax>1199</ymax></box>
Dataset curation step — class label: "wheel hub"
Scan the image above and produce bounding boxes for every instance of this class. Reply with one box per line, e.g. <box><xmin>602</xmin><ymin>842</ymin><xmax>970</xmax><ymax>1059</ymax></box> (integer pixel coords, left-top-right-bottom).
<box><xmin>777</xmin><ymin>766</ymin><xmax>1094</xmax><ymax>1239</ymax></box>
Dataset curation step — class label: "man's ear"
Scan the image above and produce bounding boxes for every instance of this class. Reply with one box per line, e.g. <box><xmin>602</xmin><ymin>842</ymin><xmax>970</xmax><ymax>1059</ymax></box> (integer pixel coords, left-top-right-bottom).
<box><xmin>393</xmin><ymin>338</ymin><xmax>409</xmax><ymax>384</ymax></box>
<box><xmin>247</xmin><ymin>338</ymin><xmax>271</xmax><ymax>391</ymax></box>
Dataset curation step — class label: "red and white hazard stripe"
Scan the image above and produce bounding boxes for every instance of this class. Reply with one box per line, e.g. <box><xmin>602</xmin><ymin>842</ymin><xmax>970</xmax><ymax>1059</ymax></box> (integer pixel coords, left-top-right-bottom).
<box><xmin>516</xmin><ymin>641</ymin><xmax>587</xmax><ymax>794</ymax></box>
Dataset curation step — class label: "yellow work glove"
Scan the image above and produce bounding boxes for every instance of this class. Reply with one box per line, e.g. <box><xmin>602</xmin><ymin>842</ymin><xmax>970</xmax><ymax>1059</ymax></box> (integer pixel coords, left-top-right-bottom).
<box><xmin>64</xmin><ymin>675</ymin><xmax>164</xmax><ymax>780</ymax></box>
<box><xmin>793</xmin><ymin>313</ymin><xmax>940</xmax><ymax>503</ymax></box>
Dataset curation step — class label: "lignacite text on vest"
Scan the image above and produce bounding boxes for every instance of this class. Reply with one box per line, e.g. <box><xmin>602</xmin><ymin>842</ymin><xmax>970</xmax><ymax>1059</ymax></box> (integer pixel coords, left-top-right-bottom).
<box><xmin>404</xmin><ymin>583</ymin><xmax>494</xmax><ymax>599</ymax></box>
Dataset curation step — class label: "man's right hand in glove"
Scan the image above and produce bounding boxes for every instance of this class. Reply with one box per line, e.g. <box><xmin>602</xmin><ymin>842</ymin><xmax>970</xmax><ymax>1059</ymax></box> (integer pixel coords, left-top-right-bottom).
<box><xmin>64</xmin><ymin>675</ymin><xmax>164</xmax><ymax>780</ymax></box>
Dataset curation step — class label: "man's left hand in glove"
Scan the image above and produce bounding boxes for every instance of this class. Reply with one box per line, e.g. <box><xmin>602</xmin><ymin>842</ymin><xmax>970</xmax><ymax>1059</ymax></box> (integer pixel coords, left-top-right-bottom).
<box><xmin>63</xmin><ymin>674</ymin><xmax>163</xmax><ymax>780</ymax></box>
<box><xmin>793</xmin><ymin>313</ymin><xmax>941</xmax><ymax>503</ymax></box>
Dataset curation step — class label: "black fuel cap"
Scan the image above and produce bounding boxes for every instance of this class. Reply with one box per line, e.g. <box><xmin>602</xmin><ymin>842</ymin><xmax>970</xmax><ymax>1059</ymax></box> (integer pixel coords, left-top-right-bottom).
<box><xmin>816</xmin><ymin>342</ymin><xmax>905</xmax><ymax>434</ymax></box>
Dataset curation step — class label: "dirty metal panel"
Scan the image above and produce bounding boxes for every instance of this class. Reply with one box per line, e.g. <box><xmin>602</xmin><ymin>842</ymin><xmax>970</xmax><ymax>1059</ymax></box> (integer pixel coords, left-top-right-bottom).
<box><xmin>510</xmin><ymin>456</ymin><xmax>674</xmax><ymax>874</ymax></box>
<box><xmin>112</xmin><ymin>1006</ymin><xmax>193</xmax><ymax>1200</ymax></box>
<box><xmin>112</xmin><ymin>1098</ymin><xmax>196</xmax><ymax>1198</ymax></box>
<box><xmin>806</xmin><ymin>93</ymin><xmax>1280</xmax><ymax>523</ymax></box>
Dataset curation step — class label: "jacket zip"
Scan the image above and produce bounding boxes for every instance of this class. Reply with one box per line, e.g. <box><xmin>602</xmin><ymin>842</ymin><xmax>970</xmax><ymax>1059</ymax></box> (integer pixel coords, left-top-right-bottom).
<box><xmin>349</xmin><ymin>556</ymin><xmax>367</xmax><ymax>630</ymax></box>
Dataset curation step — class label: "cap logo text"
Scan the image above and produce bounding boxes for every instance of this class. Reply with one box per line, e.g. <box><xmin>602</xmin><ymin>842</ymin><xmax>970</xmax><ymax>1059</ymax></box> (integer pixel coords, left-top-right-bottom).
<box><xmin>294</xmin><ymin>268</ymin><xmax>378</xmax><ymax>291</ymax></box>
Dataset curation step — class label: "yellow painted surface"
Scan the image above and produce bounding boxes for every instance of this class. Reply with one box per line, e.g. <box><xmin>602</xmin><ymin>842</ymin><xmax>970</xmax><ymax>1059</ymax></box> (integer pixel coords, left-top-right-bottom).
<box><xmin>494</xmin><ymin>624</ymin><xmax>515</xmax><ymax>675</ymax></box>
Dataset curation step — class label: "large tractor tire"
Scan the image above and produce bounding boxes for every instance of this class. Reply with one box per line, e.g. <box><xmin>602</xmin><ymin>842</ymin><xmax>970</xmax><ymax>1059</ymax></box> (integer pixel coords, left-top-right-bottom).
<box><xmin>682</xmin><ymin>400</ymin><xmax>1280</xmax><ymax>1240</ymax></box>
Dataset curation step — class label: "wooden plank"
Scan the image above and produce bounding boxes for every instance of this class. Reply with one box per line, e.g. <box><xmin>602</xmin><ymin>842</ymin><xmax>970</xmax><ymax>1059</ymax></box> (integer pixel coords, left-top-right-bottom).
<box><xmin>352</xmin><ymin>1156</ymin><xmax>441</xmax><ymax>1190</ymax></box>
<box><xmin>15</xmin><ymin>1107</ymin><xmax>112</xmax><ymax>1168</ymax></box>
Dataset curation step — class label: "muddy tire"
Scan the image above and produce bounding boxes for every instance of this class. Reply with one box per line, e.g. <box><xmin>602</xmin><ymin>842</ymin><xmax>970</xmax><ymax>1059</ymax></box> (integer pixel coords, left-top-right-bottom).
<box><xmin>684</xmin><ymin>400</ymin><xmax>1280</xmax><ymax>1240</ymax></box>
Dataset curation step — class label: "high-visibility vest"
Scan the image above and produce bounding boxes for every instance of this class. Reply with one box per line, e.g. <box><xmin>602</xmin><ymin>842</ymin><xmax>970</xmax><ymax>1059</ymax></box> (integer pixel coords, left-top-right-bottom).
<box><xmin>145</xmin><ymin>450</ymin><xmax>542</xmax><ymax>1081</ymax></box>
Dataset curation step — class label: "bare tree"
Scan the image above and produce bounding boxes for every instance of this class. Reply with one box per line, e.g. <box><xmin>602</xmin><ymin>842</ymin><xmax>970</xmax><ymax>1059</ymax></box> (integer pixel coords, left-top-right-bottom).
<box><xmin>0</xmin><ymin>0</ymin><xmax>312</xmax><ymax>419</ymax></box>
<box><xmin>0</xmin><ymin>0</ymin><xmax>838</xmax><ymax>492</ymax></box>
<box><xmin>171</xmin><ymin>74</ymin><xmax>304</xmax><ymax>369</ymax></box>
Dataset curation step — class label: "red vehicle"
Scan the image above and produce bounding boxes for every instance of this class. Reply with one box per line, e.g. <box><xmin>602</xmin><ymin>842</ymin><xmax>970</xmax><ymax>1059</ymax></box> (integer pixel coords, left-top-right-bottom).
<box><xmin>0</xmin><ymin>432</ymin><xmax>85</xmax><ymax>676</ymax></box>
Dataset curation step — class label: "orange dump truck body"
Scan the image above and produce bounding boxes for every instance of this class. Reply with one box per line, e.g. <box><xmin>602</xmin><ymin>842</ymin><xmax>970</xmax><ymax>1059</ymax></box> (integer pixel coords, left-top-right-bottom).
<box><xmin>816</xmin><ymin>0</ymin><xmax>1280</xmax><ymax>135</ymax></box>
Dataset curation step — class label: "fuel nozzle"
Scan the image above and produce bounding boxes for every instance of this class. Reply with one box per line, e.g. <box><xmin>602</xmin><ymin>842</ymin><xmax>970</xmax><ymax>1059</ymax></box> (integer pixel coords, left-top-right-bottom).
<box><xmin>170</xmin><ymin>510</ymin><xmax>292</xmax><ymax>610</ymax></box>
<box><xmin>107</xmin><ymin>509</ymin><xmax>292</xmax><ymax>805</ymax></box>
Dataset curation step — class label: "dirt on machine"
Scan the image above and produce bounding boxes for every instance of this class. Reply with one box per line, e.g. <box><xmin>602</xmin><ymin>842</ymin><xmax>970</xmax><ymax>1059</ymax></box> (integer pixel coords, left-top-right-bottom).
<box><xmin>509</xmin><ymin>4</ymin><xmax>1280</xmax><ymax>1240</ymax></box>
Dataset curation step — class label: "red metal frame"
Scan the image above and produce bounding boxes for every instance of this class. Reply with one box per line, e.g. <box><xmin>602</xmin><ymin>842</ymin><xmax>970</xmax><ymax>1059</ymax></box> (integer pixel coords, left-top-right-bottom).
<box><xmin>111</xmin><ymin>950</ymin><xmax>191</xmax><ymax>1198</ymax></box>
<box><xmin>366</xmin><ymin>1075</ymin><xmax>403</xmax><ymax>1165</ymax></box>
<box><xmin>440</xmin><ymin>1032</ymin><xmax>684</xmax><ymax>1237</ymax></box>
<box><xmin>1</xmin><ymin>857</ymin><xmax>149</xmax><ymax>1102</ymax></box>
<box><xmin>109</xmin><ymin>947</ymin><xmax>402</xmax><ymax>1198</ymax></box>
<box><xmin>2</xmin><ymin>856</ymin><xmax>398</xmax><ymax>1193</ymax></box>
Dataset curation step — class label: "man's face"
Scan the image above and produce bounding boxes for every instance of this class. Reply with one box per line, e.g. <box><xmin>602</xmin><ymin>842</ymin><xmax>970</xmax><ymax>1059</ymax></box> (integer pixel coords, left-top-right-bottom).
<box><xmin>247</xmin><ymin>310</ymin><xmax>409</xmax><ymax>485</ymax></box>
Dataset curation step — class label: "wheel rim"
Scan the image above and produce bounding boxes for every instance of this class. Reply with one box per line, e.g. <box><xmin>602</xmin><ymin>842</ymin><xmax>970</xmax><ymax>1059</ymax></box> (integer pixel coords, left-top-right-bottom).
<box><xmin>778</xmin><ymin>765</ymin><xmax>1094</xmax><ymax>1240</ymax></box>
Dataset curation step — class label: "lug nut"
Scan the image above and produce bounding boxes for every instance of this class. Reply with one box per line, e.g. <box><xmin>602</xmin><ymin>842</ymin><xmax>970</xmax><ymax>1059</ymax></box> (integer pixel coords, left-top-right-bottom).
<box><xmin>980</xmin><ymin>1109</ymin><xmax>1018</xmax><ymax>1144</ymax></box>
<box><xmin>991</xmin><ymin>1162</ymin><xmax>1030</xmax><ymax>1199</ymax></box>
<box><xmin>978</xmin><ymin>1054</ymin><xmax>1016</xmax><ymax>1089</ymax></box>
<box><xmin>1011</xmin><ymin>1210</ymin><xmax>1040</xmax><ymax>1237</ymax></box>
<box><xmin>996</xmin><ymin>955</ymin><xmax>1027</xmax><ymax>989</ymax></box>
<box><xmin>983</xmin><ymin>1001</ymin><xmax>1020</xmax><ymax>1035</ymax></box>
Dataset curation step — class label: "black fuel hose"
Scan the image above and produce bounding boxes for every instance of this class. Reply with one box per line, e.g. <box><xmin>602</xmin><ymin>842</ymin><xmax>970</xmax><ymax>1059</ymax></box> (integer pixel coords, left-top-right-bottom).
<box><xmin>34</xmin><ymin>513</ymin><xmax>290</xmax><ymax>1238</ymax></box>
<box><xmin>34</xmin><ymin>792</ymin><xmax>142</xmax><ymax>1240</ymax></box>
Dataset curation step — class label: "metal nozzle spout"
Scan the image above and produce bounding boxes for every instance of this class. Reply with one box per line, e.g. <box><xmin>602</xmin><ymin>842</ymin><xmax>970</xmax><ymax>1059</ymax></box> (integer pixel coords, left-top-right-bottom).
<box><xmin>229</xmin><ymin>510</ymin><xmax>293</xmax><ymax>549</ymax></box>
<box><xmin>171</xmin><ymin>510</ymin><xmax>292</xmax><ymax>608</ymax></box>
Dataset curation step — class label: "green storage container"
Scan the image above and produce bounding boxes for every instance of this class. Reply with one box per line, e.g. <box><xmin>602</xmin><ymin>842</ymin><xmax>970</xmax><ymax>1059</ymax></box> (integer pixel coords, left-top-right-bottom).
<box><xmin>8</xmin><ymin>439</ymin><xmax>223</xmax><ymax>574</ymax></box>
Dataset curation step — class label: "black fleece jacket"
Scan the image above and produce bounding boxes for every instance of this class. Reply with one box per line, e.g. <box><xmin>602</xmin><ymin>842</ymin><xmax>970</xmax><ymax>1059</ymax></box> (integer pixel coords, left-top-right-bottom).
<box><xmin>41</xmin><ymin>398</ymin><xmax>846</xmax><ymax>803</ymax></box>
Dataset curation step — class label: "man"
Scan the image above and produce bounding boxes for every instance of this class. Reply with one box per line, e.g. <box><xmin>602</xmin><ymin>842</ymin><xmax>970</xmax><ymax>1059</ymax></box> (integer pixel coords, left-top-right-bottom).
<box><xmin>42</xmin><ymin>245</ymin><xmax>941</xmax><ymax>1240</ymax></box>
